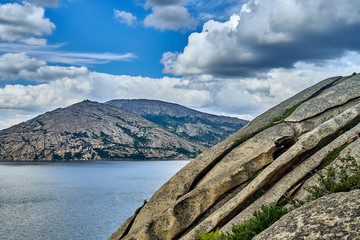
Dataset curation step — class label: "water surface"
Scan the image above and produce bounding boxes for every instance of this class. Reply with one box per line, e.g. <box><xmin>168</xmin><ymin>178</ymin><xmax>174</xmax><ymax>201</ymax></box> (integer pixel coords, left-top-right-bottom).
<box><xmin>0</xmin><ymin>160</ymin><xmax>188</xmax><ymax>240</ymax></box>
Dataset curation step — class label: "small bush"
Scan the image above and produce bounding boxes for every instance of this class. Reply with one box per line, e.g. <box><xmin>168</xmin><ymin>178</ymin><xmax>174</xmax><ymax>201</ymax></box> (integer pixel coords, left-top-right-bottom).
<box><xmin>230</xmin><ymin>205</ymin><xmax>288</xmax><ymax>240</ymax></box>
<box><xmin>199</xmin><ymin>229</ymin><xmax>227</xmax><ymax>240</ymax></box>
<box><xmin>305</xmin><ymin>156</ymin><xmax>360</xmax><ymax>201</ymax></box>
<box><xmin>199</xmin><ymin>205</ymin><xmax>288</xmax><ymax>240</ymax></box>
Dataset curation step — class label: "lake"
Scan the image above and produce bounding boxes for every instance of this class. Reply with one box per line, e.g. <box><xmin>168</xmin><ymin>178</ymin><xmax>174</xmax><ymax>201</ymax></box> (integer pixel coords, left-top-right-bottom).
<box><xmin>0</xmin><ymin>160</ymin><xmax>189</xmax><ymax>240</ymax></box>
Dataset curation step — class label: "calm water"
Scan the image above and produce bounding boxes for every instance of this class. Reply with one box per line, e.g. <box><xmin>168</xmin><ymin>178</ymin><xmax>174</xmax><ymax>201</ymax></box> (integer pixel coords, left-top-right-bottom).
<box><xmin>0</xmin><ymin>160</ymin><xmax>189</xmax><ymax>240</ymax></box>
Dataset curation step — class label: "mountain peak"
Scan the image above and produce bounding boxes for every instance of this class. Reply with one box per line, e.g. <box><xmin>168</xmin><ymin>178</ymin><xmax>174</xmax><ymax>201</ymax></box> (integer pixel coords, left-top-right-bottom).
<box><xmin>0</xmin><ymin>99</ymin><xmax>248</xmax><ymax>161</ymax></box>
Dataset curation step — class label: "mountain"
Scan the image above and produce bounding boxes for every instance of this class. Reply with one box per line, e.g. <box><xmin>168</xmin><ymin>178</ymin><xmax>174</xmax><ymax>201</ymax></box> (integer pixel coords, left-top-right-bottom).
<box><xmin>106</xmin><ymin>99</ymin><xmax>248</xmax><ymax>147</ymax></box>
<box><xmin>0</xmin><ymin>100</ymin><xmax>205</xmax><ymax>161</ymax></box>
<box><xmin>110</xmin><ymin>73</ymin><xmax>360</xmax><ymax>240</ymax></box>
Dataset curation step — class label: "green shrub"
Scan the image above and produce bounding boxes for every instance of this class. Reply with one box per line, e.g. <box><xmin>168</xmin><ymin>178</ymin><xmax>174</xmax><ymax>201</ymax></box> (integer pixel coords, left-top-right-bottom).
<box><xmin>199</xmin><ymin>229</ymin><xmax>227</xmax><ymax>240</ymax></box>
<box><xmin>230</xmin><ymin>205</ymin><xmax>288</xmax><ymax>240</ymax></box>
<box><xmin>305</xmin><ymin>156</ymin><xmax>360</xmax><ymax>201</ymax></box>
<box><xmin>199</xmin><ymin>205</ymin><xmax>288</xmax><ymax>240</ymax></box>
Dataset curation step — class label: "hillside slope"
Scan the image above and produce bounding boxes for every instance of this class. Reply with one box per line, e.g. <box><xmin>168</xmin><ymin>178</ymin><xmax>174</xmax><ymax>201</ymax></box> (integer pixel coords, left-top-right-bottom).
<box><xmin>0</xmin><ymin>100</ymin><xmax>205</xmax><ymax>161</ymax></box>
<box><xmin>110</xmin><ymin>73</ymin><xmax>360</xmax><ymax>239</ymax></box>
<box><xmin>106</xmin><ymin>99</ymin><xmax>248</xmax><ymax>147</ymax></box>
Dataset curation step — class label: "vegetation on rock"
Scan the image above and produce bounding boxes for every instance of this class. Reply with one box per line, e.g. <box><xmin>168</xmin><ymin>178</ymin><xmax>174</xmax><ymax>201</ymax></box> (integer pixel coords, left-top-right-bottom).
<box><xmin>201</xmin><ymin>156</ymin><xmax>360</xmax><ymax>240</ymax></box>
<box><xmin>232</xmin><ymin>103</ymin><xmax>302</xmax><ymax>148</ymax></box>
<box><xmin>200</xmin><ymin>205</ymin><xmax>288</xmax><ymax>240</ymax></box>
<box><xmin>305</xmin><ymin>156</ymin><xmax>360</xmax><ymax>201</ymax></box>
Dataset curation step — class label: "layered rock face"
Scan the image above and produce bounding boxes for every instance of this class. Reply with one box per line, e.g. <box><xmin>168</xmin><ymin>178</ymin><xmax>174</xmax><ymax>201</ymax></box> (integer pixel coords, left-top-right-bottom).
<box><xmin>110</xmin><ymin>73</ymin><xmax>360</xmax><ymax>239</ymax></box>
<box><xmin>253</xmin><ymin>190</ymin><xmax>360</xmax><ymax>239</ymax></box>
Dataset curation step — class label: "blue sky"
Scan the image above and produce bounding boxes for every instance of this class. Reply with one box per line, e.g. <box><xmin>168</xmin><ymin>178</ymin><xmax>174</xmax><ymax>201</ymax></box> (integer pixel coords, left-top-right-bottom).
<box><xmin>1</xmin><ymin>0</ymin><xmax>360</xmax><ymax>129</ymax></box>
<box><xmin>45</xmin><ymin>0</ymin><xmax>189</xmax><ymax>77</ymax></box>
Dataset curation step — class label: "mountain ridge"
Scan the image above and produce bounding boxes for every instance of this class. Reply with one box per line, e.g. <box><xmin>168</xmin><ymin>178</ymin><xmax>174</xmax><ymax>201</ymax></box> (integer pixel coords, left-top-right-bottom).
<box><xmin>106</xmin><ymin>99</ymin><xmax>248</xmax><ymax>147</ymax></box>
<box><xmin>0</xmin><ymin>100</ymin><xmax>206</xmax><ymax>161</ymax></box>
<box><xmin>0</xmin><ymin>99</ymin><xmax>247</xmax><ymax>161</ymax></box>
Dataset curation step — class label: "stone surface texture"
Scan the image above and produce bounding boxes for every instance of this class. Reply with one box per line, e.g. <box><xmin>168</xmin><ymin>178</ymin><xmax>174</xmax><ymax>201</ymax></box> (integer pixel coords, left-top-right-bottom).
<box><xmin>253</xmin><ymin>190</ymin><xmax>360</xmax><ymax>240</ymax></box>
<box><xmin>108</xmin><ymin>73</ymin><xmax>360</xmax><ymax>240</ymax></box>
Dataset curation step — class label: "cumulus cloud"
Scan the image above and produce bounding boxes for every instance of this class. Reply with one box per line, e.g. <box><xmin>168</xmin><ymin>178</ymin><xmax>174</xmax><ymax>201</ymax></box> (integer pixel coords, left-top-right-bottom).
<box><xmin>144</xmin><ymin>5</ymin><xmax>196</xmax><ymax>31</ymax></box>
<box><xmin>0</xmin><ymin>1</ymin><xmax>55</xmax><ymax>44</ymax></box>
<box><xmin>0</xmin><ymin>52</ymin><xmax>45</xmax><ymax>80</ymax></box>
<box><xmin>2</xmin><ymin>51</ymin><xmax>360</xmax><ymax>130</ymax></box>
<box><xmin>162</xmin><ymin>0</ymin><xmax>360</xmax><ymax>76</ymax></box>
<box><xmin>0</xmin><ymin>54</ymin><xmax>210</xmax><ymax>115</ymax></box>
<box><xmin>0</xmin><ymin>53</ymin><xmax>89</xmax><ymax>81</ymax></box>
<box><xmin>0</xmin><ymin>70</ymin><xmax>211</xmax><ymax>130</ymax></box>
<box><xmin>114</xmin><ymin>10</ymin><xmax>137</xmax><ymax>26</ymax></box>
<box><xmin>143</xmin><ymin>0</ymin><xmax>196</xmax><ymax>31</ymax></box>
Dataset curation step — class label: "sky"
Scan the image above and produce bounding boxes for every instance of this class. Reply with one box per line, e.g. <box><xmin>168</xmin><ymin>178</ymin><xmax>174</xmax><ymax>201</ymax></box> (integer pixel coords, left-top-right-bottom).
<box><xmin>1</xmin><ymin>0</ymin><xmax>360</xmax><ymax>129</ymax></box>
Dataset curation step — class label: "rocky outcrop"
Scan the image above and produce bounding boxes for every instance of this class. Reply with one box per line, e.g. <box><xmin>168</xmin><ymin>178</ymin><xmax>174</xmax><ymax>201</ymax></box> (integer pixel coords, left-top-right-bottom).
<box><xmin>0</xmin><ymin>99</ymin><xmax>248</xmax><ymax>161</ymax></box>
<box><xmin>0</xmin><ymin>100</ymin><xmax>205</xmax><ymax>161</ymax></box>
<box><xmin>110</xmin><ymin>73</ymin><xmax>360</xmax><ymax>239</ymax></box>
<box><xmin>253</xmin><ymin>190</ymin><xmax>360</xmax><ymax>239</ymax></box>
<box><xmin>106</xmin><ymin>99</ymin><xmax>248</xmax><ymax>147</ymax></box>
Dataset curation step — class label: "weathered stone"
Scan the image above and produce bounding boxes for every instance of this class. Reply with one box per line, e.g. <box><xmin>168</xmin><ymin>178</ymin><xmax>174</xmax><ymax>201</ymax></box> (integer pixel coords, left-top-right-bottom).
<box><xmin>221</xmin><ymin>121</ymin><xmax>360</xmax><ymax>232</ymax></box>
<box><xmin>110</xmin><ymin>73</ymin><xmax>360</xmax><ymax>240</ymax></box>
<box><xmin>197</xmin><ymin>124</ymin><xmax>295</xmax><ymax>187</ymax></box>
<box><xmin>287</xmin><ymin>74</ymin><xmax>360</xmax><ymax>122</ymax></box>
<box><xmin>108</xmin><ymin>215</ymin><xmax>135</xmax><ymax>240</ymax></box>
<box><xmin>253</xmin><ymin>190</ymin><xmax>360</xmax><ymax>240</ymax></box>
<box><xmin>182</xmin><ymin>102</ymin><xmax>360</xmax><ymax>239</ymax></box>
<box><xmin>289</xmin><ymin>97</ymin><xmax>360</xmax><ymax>136</ymax></box>
<box><xmin>294</xmin><ymin>136</ymin><xmax>360</xmax><ymax>203</ymax></box>
<box><xmin>112</xmin><ymin>75</ymin><xmax>346</xmax><ymax>240</ymax></box>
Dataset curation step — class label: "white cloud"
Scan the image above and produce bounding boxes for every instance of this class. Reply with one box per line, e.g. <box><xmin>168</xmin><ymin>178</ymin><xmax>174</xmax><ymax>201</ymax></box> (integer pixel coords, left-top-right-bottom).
<box><xmin>0</xmin><ymin>52</ymin><xmax>45</xmax><ymax>80</ymax></box>
<box><xmin>0</xmin><ymin>55</ymin><xmax>211</xmax><ymax>128</ymax></box>
<box><xmin>0</xmin><ymin>44</ymin><xmax>136</xmax><ymax>65</ymax></box>
<box><xmin>144</xmin><ymin>5</ymin><xmax>196</xmax><ymax>31</ymax></box>
<box><xmin>0</xmin><ymin>1</ymin><xmax>55</xmax><ymax>44</ymax></box>
<box><xmin>0</xmin><ymin>111</ymin><xmax>39</xmax><ymax>130</ymax></box>
<box><xmin>0</xmin><ymin>53</ymin><xmax>89</xmax><ymax>81</ymax></box>
<box><xmin>1</xmin><ymin>51</ymin><xmax>360</xmax><ymax>130</ymax></box>
<box><xmin>162</xmin><ymin>0</ymin><xmax>360</xmax><ymax>76</ymax></box>
<box><xmin>114</xmin><ymin>10</ymin><xmax>137</xmax><ymax>26</ymax></box>
<box><xmin>143</xmin><ymin>0</ymin><xmax>196</xmax><ymax>31</ymax></box>
<box><xmin>33</xmin><ymin>51</ymin><xmax>137</xmax><ymax>65</ymax></box>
